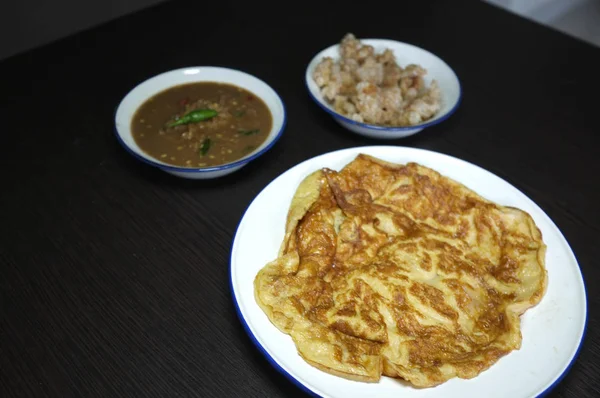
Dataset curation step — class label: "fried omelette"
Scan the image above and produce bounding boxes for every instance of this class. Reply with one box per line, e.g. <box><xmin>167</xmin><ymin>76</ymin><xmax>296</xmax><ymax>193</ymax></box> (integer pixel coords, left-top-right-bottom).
<box><xmin>254</xmin><ymin>154</ymin><xmax>547</xmax><ymax>387</ymax></box>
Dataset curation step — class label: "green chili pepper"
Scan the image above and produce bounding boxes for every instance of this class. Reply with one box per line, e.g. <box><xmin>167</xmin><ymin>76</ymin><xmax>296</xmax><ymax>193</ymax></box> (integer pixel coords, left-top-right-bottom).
<box><xmin>168</xmin><ymin>109</ymin><xmax>218</xmax><ymax>127</ymax></box>
<box><xmin>199</xmin><ymin>138</ymin><xmax>211</xmax><ymax>156</ymax></box>
<box><xmin>240</xmin><ymin>129</ymin><xmax>260</xmax><ymax>136</ymax></box>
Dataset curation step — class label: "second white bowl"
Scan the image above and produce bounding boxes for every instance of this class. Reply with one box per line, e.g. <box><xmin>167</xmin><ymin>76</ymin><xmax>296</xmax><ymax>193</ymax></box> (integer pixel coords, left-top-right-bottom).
<box><xmin>305</xmin><ymin>39</ymin><xmax>461</xmax><ymax>139</ymax></box>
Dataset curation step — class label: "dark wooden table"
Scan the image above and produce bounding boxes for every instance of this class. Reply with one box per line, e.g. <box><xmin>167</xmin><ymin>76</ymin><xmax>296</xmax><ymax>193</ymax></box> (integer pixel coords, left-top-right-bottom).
<box><xmin>1</xmin><ymin>0</ymin><xmax>599</xmax><ymax>396</ymax></box>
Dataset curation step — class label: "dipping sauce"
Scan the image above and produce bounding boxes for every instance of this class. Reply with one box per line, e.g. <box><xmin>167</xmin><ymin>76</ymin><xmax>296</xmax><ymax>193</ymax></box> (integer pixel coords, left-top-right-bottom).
<box><xmin>132</xmin><ymin>82</ymin><xmax>272</xmax><ymax>168</ymax></box>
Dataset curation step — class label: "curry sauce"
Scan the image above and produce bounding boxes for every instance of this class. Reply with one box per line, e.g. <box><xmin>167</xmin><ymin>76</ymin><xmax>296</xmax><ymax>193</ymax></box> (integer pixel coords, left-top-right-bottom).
<box><xmin>132</xmin><ymin>82</ymin><xmax>272</xmax><ymax>168</ymax></box>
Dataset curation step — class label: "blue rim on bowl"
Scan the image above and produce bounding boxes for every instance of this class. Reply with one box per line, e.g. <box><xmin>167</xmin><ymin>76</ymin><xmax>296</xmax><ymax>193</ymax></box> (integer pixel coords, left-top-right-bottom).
<box><xmin>114</xmin><ymin>67</ymin><xmax>287</xmax><ymax>174</ymax></box>
<box><xmin>305</xmin><ymin>79</ymin><xmax>462</xmax><ymax>132</ymax></box>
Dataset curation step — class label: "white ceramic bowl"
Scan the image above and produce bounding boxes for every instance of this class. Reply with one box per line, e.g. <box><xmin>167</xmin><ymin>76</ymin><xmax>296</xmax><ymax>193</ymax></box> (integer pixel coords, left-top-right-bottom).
<box><xmin>115</xmin><ymin>67</ymin><xmax>286</xmax><ymax>179</ymax></box>
<box><xmin>305</xmin><ymin>39</ymin><xmax>461</xmax><ymax>139</ymax></box>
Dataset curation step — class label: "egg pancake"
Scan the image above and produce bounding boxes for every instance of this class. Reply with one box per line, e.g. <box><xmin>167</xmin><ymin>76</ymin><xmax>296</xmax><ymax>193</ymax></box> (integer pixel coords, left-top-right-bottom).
<box><xmin>254</xmin><ymin>154</ymin><xmax>547</xmax><ymax>387</ymax></box>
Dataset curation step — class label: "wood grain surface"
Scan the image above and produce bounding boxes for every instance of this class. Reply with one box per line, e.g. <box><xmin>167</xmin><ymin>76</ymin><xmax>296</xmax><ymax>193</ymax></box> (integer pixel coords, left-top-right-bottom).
<box><xmin>1</xmin><ymin>0</ymin><xmax>599</xmax><ymax>397</ymax></box>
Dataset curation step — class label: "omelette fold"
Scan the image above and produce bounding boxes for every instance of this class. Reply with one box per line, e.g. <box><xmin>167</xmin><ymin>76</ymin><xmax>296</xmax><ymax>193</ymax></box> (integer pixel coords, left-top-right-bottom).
<box><xmin>254</xmin><ymin>155</ymin><xmax>547</xmax><ymax>387</ymax></box>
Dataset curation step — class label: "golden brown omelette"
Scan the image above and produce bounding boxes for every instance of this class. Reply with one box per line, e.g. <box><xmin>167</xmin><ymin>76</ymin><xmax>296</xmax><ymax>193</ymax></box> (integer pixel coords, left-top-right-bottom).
<box><xmin>254</xmin><ymin>154</ymin><xmax>547</xmax><ymax>387</ymax></box>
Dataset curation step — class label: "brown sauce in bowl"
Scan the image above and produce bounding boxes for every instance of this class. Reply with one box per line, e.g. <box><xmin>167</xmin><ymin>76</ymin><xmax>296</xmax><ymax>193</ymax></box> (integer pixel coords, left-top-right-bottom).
<box><xmin>132</xmin><ymin>82</ymin><xmax>272</xmax><ymax>168</ymax></box>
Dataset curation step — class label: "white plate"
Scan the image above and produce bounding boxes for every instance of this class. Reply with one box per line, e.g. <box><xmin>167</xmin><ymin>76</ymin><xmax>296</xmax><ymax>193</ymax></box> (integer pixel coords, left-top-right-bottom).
<box><xmin>305</xmin><ymin>40</ymin><xmax>461</xmax><ymax>139</ymax></box>
<box><xmin>230</xmin><ymin>146</ymin><xmax>586</xmax><ymax>398</ymax></box>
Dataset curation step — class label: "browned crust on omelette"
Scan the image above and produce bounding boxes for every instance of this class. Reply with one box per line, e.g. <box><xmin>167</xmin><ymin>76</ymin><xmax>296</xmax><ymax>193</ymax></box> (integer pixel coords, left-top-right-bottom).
<box><xmin>255</xmin><ymin>154</ymin><xmax>547</xmax><ymax>387</ymax></box>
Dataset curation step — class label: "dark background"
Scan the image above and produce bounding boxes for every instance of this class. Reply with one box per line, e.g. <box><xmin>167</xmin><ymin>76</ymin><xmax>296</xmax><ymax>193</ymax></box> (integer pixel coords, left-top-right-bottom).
<box><xmin>1</xmin><ymin>0</ymin><xmax>599</xmax><ymax>397</ymax></box>
<box><xmin>0</xmin><ymin>0</ymin><xmax>166</xmax><ymax>60</ymax></box>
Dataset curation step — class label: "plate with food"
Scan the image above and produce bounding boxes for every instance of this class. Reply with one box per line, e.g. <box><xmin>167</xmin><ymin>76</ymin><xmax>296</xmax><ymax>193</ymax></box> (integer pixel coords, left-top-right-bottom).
<box><xmin>306</xmin><ymin>35</ymin><xmax>461</xmax><ymax>139</ymax></box>
<box><xmin>231</xmin><ymin>146</ymin><xmax>586</xmax><ymax>398</ymax></box>
<box><xmin>115</xmin><ymin>67</ymin><xmax>286</xmax><ymax>179</ymax></box>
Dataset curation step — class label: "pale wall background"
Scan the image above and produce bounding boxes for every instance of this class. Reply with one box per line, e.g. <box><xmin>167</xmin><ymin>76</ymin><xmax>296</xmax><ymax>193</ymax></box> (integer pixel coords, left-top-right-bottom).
<box><xmin>485</xmin><ymin>0</ymin><xmax>600</xmax><ymax>47</ymax></box>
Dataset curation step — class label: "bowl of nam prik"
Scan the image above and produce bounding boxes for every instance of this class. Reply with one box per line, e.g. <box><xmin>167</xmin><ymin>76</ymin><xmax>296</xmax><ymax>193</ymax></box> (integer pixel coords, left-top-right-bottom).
<box><xmin>115</xmin><ymin>67</ymin><xmax>286</xmax><ymax>179</ymax></box>
<box><xmin>305</xmin><ymin>35</ymin><xmax>461</xmax><ymax>139</ymax></box>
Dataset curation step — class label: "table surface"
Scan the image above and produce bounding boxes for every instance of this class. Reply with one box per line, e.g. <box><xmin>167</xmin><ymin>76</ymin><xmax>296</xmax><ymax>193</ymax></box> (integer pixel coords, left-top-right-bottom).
<box><xmin>1</xmin><ymin>0</ymin><xmax>599</xmax><ymax>397</ymax></box>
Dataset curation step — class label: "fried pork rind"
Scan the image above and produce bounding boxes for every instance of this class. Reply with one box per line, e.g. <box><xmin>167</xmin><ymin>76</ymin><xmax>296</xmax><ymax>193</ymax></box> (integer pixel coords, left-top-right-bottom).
<box><xmin>313</xmin><ymin>34</ymin><xmax>442</xmax><ymax>126</ymax></box>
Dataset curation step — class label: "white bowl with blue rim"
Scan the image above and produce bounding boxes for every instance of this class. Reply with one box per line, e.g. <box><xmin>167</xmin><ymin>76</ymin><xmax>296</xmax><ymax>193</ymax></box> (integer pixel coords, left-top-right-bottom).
<box><xmin>305</xmin><ymin>39</ymin><xmax>461</xmax><ymax>139</ymax></box>
<box><xmin>115</xmin><ymin>67</ymin><xmax>286</xmax><ymax>179</ymax></box>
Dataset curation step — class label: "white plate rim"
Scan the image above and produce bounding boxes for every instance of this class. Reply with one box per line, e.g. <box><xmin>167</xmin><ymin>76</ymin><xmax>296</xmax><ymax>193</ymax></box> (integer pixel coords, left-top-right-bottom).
<box><xmin>230</xmin><ymin>146</ymin><xmax>587</xmax><ymax>398</ymax></box>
